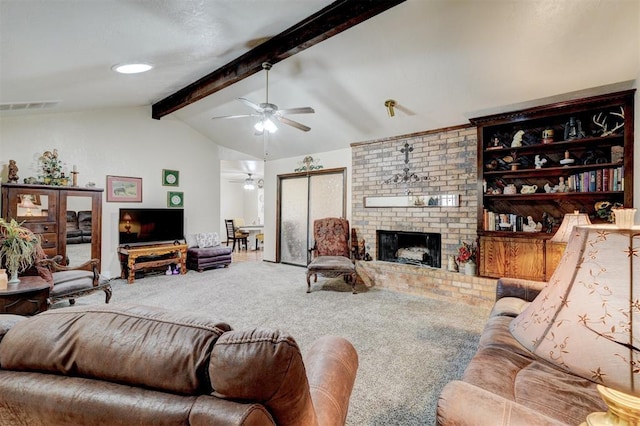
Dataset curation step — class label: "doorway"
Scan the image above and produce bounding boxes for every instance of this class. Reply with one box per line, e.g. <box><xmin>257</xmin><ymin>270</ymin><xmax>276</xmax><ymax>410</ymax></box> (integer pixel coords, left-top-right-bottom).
<box><xmin>277</xmin><ymin>168</ymin><xmax>346</xmax><ymax>266</ymax></box>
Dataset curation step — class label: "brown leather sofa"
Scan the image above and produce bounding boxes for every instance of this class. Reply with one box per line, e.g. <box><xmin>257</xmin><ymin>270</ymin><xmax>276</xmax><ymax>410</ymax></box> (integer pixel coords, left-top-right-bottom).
<box><xmin>66</xmin><ymin>210</ymin><xmax>92</xmax><ymax>244</ymax></box>
<box><xmin>436</xmin><ymin>277</ymin><xmax>606</xmax><ymax>425</ymax></box>
<box><xmin>0</xmin><ymin>304</ymin><xmax>358</xmax><ymax>425</ymax></box>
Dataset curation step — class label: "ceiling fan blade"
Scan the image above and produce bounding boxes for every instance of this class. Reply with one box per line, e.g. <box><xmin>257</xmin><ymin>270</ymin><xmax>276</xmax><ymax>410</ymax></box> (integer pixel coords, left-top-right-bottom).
<box><xmin>238</xmin><ymin>97</ymin><xmax>263</xmax><ymax>112</ymax></box>
<box><xmin>210</xmin><ymin>113</ymin><xmax>258</xmax><ymax>120</ymax></box>
<box><xmin>276</xmin><ymin>106</ymin><xmax>315</xmax><ymax>115</ymax></box>
<box><xmin>276</xmin><ymin>116</ymin><xmax>311</xmax><ymax>132</ymax></box>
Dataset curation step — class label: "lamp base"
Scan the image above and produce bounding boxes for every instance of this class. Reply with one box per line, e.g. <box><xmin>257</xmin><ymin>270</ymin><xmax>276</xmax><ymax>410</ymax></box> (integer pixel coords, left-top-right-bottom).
<box><xmin>580</xmin><ymin>385</ymin><xmax>640</xmax><ymax>426</ymax></box>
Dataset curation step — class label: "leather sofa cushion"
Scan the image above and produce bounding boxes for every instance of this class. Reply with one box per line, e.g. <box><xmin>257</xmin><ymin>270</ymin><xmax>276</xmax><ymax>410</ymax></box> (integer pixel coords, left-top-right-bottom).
<box><xmin>210</xmin><ymin>329</ymin><xmax>317</xmax><ymax>426</ymax></box>
<box><xmin>0</xmin><ymin>315</ymin><xmax>24</xmax><ymax>343</ymax></box>
<box><xmin>0</xmin><ymin>304</ymin><xmax>231</xmax><ymax>395</ymax></box>
<box><xmin>78</xmin><ymin>210</ymin><xmax>92</xmax><ymax>232</ymax></box>
<box><xmin>66</xmin><ymin>211</ymin><xmax>79</xmax><ymax>231</ymax></box>
<box><xmin>514</xmin><ymin>361</ymin><xmax>605</xmax><ymax>425</ymax></box>
<box><xmin>461</xmin><ymin>314</ymin><xmax>606</xmax><ymax>424</ymax></box>
<box><xmin>489</xmin><ymin>296</ymin><xmax>530</xmax><ymax>318</ymax></box>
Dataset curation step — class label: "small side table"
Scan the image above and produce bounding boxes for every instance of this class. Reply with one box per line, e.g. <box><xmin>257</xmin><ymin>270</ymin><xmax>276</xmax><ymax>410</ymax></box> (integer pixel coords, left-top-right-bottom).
<box><xmin>0</xmin><ymin>276</ymin><xmax>50</xmax><ymax>316</ymax></box>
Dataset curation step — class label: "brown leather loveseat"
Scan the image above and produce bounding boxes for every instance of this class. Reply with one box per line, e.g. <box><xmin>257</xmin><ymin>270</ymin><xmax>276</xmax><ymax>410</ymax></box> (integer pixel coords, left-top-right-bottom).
<box><xmin>436</xmin><ymin>277</ymin><xmax>606</xmax><ymax>425</ymax></box>
<box><xmin>0</xmin><ymin>304</ymin><xmax>358</xmax><ymax>425</ymax></box>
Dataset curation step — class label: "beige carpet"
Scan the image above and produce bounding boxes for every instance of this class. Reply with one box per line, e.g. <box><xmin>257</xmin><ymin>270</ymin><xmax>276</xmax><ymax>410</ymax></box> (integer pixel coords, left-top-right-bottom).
<box><xmin>55</xmin><ymin>261</ymin><xmax>491</xmax><ymax>425</ymax></box>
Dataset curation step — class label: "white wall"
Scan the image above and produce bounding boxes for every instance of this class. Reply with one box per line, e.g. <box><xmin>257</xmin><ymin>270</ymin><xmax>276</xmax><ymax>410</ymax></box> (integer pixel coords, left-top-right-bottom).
<box><xmin>219</xmin><ymin>179</ymin><xmax>262</xmax><ymax>243</ymax></box>
<box><xmin>0</xmin><ymin>106</ymin><xmax>221</xmax><ymax>278</ymax></box>
<box><xmin>262</xmin><ymin>148</ymin><xmax>352</xmax><ymax>262</ymax></box>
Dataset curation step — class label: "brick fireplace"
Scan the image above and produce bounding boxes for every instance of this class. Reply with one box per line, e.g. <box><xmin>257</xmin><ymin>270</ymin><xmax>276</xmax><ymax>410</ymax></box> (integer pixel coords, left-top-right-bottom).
<box><xmin>351</xmin><ymin>125</ymin><xmax>478</xmax><ymax>260</ymax></box>
<box><xmin>350</xmin><ymin>125</ymin><xmax>495</xmax><ymax>306</ymax></box>
<box><xmin>377</xmin><ymin>230</ymin><xmax>441</xmax><ymax>268</ymax></box>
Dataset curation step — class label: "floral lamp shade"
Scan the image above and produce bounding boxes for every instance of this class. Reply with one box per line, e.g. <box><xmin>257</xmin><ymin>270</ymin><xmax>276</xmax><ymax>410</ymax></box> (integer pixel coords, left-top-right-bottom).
<box><xmin>549</xmin><ymin>210</ymin><xmax>591</xmax><ymax>243</ymax></box>
<box><xmin>510</xmin><ymin>224</ymin><xmax>640</xmax><ymax>398</ymax></box>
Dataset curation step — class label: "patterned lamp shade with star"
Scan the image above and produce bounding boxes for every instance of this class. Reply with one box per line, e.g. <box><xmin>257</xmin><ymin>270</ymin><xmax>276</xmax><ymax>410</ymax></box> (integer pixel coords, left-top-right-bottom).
<box><xmin>510</xmin><ymin>219</ymin><xmax>640</xmax><ymax>423</ymax></box>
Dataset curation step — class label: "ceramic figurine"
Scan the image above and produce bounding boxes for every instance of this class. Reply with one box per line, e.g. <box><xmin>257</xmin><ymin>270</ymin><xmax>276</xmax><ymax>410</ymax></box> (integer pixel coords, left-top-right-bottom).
<box><xmin>511</xmin><ymin>130</ymin><xmax>525</xmax><ymax>147</ymax></box>
<box><xmin>534</xmin><ymin>155</ymin><xmax>547</xmax><ymax>169</ymax></box>
<box><xmin>522</xmin><ymin>216</ymin><xmax>538</xmax><ymax>232</ymax></box>
<box><xmin>520</xmin><ymin>184</ymin><xmax>537</xmax><ymax>194</ymax></box>
<box><xmin>7</xmin><ymin>160</ymin><xmax>18</xmax><ymax>183</ymax></box>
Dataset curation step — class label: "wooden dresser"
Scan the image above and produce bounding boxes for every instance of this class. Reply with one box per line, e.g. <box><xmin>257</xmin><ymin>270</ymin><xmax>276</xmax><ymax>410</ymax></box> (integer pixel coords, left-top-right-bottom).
<box><xmin>1</xmin><ymin>183</ymin><xmax>103</xmax><ymax>268</ymax></box>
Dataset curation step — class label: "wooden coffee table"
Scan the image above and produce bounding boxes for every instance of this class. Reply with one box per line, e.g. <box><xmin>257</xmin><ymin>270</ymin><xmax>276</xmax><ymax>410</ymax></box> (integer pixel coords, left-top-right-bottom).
<box><xmin>0</xmin><ymin>275</ymin><xmax>50</xmax><ymax>315</ymax></box>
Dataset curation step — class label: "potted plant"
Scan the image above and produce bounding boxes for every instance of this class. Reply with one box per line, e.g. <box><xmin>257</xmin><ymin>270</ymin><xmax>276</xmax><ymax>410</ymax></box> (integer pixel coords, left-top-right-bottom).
<box><xmin>0</xmin><ymin>218</ymin><xmax>43</xmax><ymax>284</ymax></box>
<box><xmin>456</xmin><ymin>241</ymin><xmax>477</xmax><ymax>276</ymax></box>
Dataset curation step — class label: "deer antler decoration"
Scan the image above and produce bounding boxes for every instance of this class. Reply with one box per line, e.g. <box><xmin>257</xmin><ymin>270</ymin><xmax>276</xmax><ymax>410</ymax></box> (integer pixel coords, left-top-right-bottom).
<box><xmin>593</xmin><ymin>106</ymin><xmax>624</xmax><ymax>137</ymax></box>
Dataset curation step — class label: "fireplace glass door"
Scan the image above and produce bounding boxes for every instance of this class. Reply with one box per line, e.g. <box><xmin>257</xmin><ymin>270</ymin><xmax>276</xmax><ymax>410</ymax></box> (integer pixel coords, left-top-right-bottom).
<box><xmin>278</xmin><ymin>169</ymin><xmax>346</xmax><ymax>266</ymax></box>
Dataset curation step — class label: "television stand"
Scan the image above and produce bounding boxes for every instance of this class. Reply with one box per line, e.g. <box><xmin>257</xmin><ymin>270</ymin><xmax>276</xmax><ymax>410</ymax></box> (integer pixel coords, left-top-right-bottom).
<box><xmin>117</xmin><ymin>243</ymin><xmax>188</xmax><ymax>283</ymax></box>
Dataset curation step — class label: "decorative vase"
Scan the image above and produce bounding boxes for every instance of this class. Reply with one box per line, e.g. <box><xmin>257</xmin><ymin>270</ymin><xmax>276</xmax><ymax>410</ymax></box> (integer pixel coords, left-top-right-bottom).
<box><xmin>8</xmin><ymin>270</ymin><xmax>20</xmax><ymax>285</ymax></box>
<box><xmin>0</xmin><ymin>269</ymin><xmax>7</xmax><ymax>289</ymax></box>
<box><xmin>464</xmin><ymin>261</ymin><xmax>476</xmax><ymax>276</ymax></box>
<box><xmin>447</xmin><ymin>255</ymin><xmax>458</xmax><ymax>272</ymax></box>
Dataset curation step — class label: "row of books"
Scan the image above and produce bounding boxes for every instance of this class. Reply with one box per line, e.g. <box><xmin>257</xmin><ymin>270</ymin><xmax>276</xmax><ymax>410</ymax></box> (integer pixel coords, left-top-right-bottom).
<box><xmin>567</xmin><ymin>166</ymin><xmax>624</xmax><ymax>193</ymax></box>
<box><xmin>483</xmin><ymin>210</ymin><xmax>537</xmax><ymax>232</ymax></box>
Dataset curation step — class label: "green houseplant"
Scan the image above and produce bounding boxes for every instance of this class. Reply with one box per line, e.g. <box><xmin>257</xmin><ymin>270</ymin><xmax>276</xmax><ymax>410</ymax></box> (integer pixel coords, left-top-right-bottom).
<box><xmin>0</xmin><ymin>218</ymin><xmax>42</xmax><ymax>284</ymax></box>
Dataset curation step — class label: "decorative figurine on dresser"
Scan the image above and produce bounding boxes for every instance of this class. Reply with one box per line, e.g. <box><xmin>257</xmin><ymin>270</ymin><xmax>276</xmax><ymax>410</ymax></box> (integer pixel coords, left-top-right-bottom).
<box><xmin>7</xmin><ymin>160</ymin><xmax>19</xmax><ymax>183</ymax></box>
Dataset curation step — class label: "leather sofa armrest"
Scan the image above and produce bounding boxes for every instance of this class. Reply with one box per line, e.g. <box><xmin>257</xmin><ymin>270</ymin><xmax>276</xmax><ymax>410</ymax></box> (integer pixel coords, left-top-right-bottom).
<box><xmin>437</xmin><ymin>381</ymin><xmax>567</xmax><ymax>426</ymax></box>
<box><xmin>0</xmin><ymin>315</ymin><xmax>25</xmax><ymax>343</ymax></box>
<box><xmin>495</xmin><ymin>277</ymin><xmax>547</xmax><ymax>303</ymax></box>
<box><xmin>303</xmin><ymin>335</ymin><xmax>358</xmax><ymax>426</ymax></box>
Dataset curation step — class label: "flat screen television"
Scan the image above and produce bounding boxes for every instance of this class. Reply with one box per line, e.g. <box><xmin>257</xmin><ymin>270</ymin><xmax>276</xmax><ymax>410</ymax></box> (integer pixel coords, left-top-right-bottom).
<box><xmin>119</xmin><ymin>208</ymin><xmax>184</xmax><ymax>246</ymax></box>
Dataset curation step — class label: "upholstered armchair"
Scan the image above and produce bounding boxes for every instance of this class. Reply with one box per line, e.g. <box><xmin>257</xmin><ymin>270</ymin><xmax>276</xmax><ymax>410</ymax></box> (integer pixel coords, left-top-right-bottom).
<box><xmin>36</xmin><ymin>256</ymin><xmax>112</xmax><ymax>306</ymax></box>
<box><xmin>306</xmin><ymin>217</ymin><xmax>357</xmax><ymax>294</ymax></box>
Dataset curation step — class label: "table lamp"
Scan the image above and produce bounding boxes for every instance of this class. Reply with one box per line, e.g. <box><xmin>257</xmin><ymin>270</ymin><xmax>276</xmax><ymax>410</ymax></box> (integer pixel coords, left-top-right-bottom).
<box><xmin>18</xmin><ymin>195</ymin><xmax>37</xmax><ymax>216</ymax></box>
<box><xmin>510</xmin><ymin>208</ymin><xmax>639</xmax><ymax>425</ymax></box>
<box><xmin>549</xmin><ymin>210</ymin><xmax>591</xmax><ymax>243</ymax></box>
<box><xmin>123</xmin><ymin>213</ymin><xmax>132</xmax><ymax>234</ymax></box>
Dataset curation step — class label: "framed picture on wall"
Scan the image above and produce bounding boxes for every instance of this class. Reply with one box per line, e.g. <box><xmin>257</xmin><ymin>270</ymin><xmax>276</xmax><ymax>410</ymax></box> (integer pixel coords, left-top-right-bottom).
<box><xmin>106</xmin><ymin>176</ymin><xmax>142</xmax><ymax>202</ymax></box>
<box><xmin>167</xmin><ymin>191</ymin><xmax>184</xmax><ymax>207</ymax></box>
<box><xmin>162</xmin><ymin>169</ymin><xmax>179</xmax><ymax>186</ymax></box>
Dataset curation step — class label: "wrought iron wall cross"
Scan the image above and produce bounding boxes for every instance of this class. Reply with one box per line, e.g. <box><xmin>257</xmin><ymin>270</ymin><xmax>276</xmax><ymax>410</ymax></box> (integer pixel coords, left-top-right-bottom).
<box><xmin>383</xmin><ymin>142</ymin><xmax>435</xmax><ymax>194</ymax></box>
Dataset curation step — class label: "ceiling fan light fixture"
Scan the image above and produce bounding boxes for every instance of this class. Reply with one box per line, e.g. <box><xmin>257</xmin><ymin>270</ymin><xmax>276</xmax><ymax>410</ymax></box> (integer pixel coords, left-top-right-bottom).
<box><xmin>244</xmin><ymin>174</ymin><xmax>256</xmax><ymax>190</ymax></box>
<box><xmin>254</xmin><ymin>118</ymin><xmax>277</xmax><ymax>134</ymax></box>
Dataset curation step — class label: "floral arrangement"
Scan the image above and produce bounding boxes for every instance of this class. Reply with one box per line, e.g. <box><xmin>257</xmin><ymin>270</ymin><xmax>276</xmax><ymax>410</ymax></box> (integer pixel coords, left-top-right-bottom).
<box><xmin>38</xmin><ymin>149</ymin><xmax>68</xmax><ymax>185</ymax></box>
<box><xmin>456</xmin><ymin>241</ymin><xmax>477</xmax><ymax>264</ymax></box>
<box><xmin>0</xmin><ymin>218</ymin><xmax>43</xmax><ymax>280</ymax></box>
<box><xmin>595</xmin><ymin>201</ymin><xmax>623</xmax><ymax>223</ymax></box>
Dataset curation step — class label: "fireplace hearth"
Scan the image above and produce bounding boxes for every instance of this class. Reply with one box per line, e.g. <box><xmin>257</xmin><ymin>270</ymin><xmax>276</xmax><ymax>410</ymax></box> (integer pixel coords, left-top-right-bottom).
<box><xmin>377</xmin><ymin>230</ymin><xmax>441</xmax><ymax>268</ymax></box>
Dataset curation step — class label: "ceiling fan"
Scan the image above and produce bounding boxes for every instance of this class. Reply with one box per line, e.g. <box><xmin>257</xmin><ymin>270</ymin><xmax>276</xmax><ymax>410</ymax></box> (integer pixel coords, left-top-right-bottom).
<box><xmin>211</xmin><ymin>62</ymin><xmax>314</xmax><ymax>135</ymax></box>
<box><xmin>227</xmin><ymin>173</ymin><xmax>264</xmax><ymax>190</ymax></box>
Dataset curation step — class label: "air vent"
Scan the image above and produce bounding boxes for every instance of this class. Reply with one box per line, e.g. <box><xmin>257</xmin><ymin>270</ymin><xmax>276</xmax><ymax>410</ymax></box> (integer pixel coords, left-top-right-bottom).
<box><xmin>0</xmin><ymin>101</ymin><xmax>60</xmax><ymax>111</ymax></box>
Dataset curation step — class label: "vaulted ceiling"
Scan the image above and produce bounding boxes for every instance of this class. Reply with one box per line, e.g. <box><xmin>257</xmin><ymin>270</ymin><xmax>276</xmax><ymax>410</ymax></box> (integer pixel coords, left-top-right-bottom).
<box><xmin>1</xmin><ymin>0</ymin><xmax>638</xmax><ymax>163</ymax></box>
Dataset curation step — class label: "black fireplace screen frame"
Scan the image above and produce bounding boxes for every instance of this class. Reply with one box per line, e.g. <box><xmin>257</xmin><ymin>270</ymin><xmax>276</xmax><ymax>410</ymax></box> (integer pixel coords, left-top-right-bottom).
<box><xmin>377</xmin><ymin>230</ymin><xmax>441</xmax><ymax>268</ymax></box>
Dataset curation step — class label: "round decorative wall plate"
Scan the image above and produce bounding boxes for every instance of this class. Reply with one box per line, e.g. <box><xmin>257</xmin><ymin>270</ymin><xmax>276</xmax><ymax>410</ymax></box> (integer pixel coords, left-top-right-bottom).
<box><xmin>167</xmin><ymin>191</ymin><xmax>184</xmax><ymax>207</ymax></box>
<box><xmin>163</xmin><ymin>169</ymin><xmax>179</xmax><ymax>186</ymax></box>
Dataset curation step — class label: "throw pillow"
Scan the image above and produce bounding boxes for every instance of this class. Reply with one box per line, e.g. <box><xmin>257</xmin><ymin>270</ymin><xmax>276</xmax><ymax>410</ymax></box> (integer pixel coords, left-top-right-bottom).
<box><xmin>185</xmin><ymin>233</ymin><xmax>198</xmax><ymax>248</ymax></box>
<box><xmin>196</xmin><ymin>232</ymin><xmax>215</xmax><ymax>248</ymax></box>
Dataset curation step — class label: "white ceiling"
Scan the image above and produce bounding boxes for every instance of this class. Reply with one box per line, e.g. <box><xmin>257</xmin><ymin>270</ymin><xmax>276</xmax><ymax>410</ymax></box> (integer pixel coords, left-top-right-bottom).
<box><xmin>1</xmin><ymin>0</ymin><xmax>638</xmax><ymax>166</ymax></box>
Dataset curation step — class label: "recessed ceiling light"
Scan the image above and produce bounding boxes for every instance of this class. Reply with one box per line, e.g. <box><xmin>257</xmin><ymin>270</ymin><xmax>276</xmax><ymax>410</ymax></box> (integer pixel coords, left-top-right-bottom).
<box><xmin>112</xmin><ymin>63</ymin><xmax>153</xmax><ymax>74</ymax></box>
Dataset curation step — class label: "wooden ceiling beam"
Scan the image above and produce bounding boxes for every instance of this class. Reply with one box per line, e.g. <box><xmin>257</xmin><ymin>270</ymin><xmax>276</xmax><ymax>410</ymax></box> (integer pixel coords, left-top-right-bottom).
<box><xmin>151</xmin><ymin>0</ymin><xmax>405</xmax><ymax>119</ymax></box>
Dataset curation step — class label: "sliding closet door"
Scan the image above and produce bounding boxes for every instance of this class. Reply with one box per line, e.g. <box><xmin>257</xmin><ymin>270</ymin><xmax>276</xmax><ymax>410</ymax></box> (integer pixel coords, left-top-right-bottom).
<box><xmin>278</xmin><ymin>168</ymin><xmax>346</xmax><ymax>266</ymax></box>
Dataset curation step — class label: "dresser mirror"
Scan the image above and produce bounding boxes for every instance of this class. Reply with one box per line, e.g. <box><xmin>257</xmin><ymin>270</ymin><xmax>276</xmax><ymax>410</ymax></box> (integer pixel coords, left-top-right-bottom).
<box><xmin>65</xmin><ymin>195</ymin><xmax>93</xmax><ymax>266</ymax></box>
